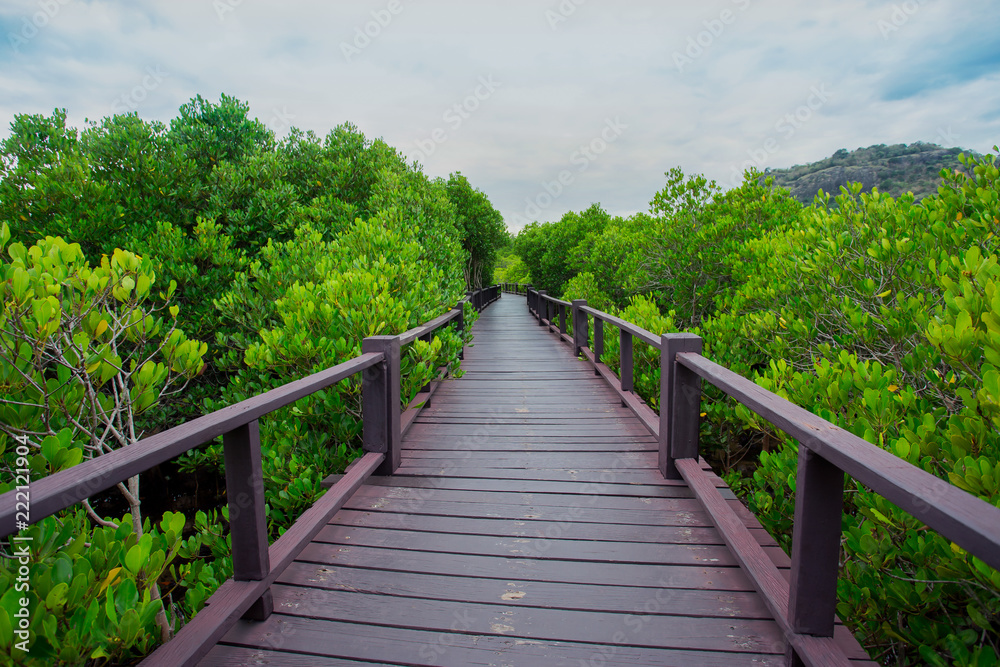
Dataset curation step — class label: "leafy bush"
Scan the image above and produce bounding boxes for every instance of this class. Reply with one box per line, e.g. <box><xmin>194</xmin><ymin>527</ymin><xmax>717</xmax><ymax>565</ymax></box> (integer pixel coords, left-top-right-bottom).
<box><xmin>0</xmin><ymin>96</ymin><xmax>495</xmax><ymax>664</ymax></box>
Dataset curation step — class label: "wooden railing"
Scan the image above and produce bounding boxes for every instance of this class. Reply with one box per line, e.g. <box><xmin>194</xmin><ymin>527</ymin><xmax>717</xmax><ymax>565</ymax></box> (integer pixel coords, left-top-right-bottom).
<box><xmin>0</xmin><ymin>286</ymin><xmax>503</xmax><ymax>667</ymax></box>
<box><xmin>500</xmin><ymin>282</ymin><xmax>529</xmax><ymax>296</ymax></box>
<box><xmin>468</xmin><ymin>284</ymin><xmax>501</xmax><ymax>311</ymax></box>
<box><xmin>525</xmin><ymin>288</ymin><xmax>1000</xmax><ymax>667</ymax></box>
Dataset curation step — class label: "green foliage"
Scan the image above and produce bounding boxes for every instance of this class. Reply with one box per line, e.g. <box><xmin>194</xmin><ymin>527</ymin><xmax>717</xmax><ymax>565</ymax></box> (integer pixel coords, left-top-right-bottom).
<box><xmin>0</xmin><ymin>228</ymin><xmax>206</xmax><ymax>457</ymax></box>
<box><xmin>0</xmin><ymin>510</ymin><xmax>188</xmax><ymax>665</ymax></box>
<box><xmin>493</xmin><ymin>245</ymin><xmax>530</xmax><ymax>285</ymax></box>
<box><xmin>0</xmin><ymin>96</ymin><xmax>485</xmax><ymax>664</ymax></box>
<box><xmin>513</xmin><ymin>204</ymin><xmax>610</xmax><ymax>295</ymax></box>
<box><xmin>561</xmin><ymin>272</ymin><xmax>612</xmax><ymax>313</ymax></box>
<box><xmin>445</xmin><ymin>172</ymin><xmax>507</xmax><ymax>288</ymax></box>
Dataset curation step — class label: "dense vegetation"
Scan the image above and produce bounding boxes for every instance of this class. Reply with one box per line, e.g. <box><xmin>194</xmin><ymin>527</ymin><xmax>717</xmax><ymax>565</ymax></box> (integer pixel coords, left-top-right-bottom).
<box><xmin>766</xmin><ymin>142</ymin><xmax>971</xmax><ymax>204</ymax></box>
<box><xmin>0</xmin><ymin>96</ymin><xmax>505</xmax><ymax>665</ymax></box>
<box><xmin>506</xmin><ymin>154</ymin><xmax>1000</xmax><ymax>666</ymax></box>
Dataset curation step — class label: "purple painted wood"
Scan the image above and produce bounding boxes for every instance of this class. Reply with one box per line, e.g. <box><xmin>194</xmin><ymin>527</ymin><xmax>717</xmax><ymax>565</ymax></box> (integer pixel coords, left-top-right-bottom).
<box><xmin>559</xmin><ymin>302</ymin><xmax>567</xmax><ymax>335</ymax></box>
<box><xmin>788</xmin><ymin>449</ymin><xmax>845</xmax><ymax>638</ymax></box>
<box><xmin>572</xmin><ymin>299</ymin><xmax>588</xmax><ymax>357</ymax></box>
<box><xmin>593</xmin><ymin>316</ymin><xmax>604</xmax><ymax>375</ymax></box>
<box><xmin>362</xmin><ymin>336</ymin><xmax>402</xmax><ymax>476</ymax></box>
<box><xmin>580</xmin><ymin>305</ymin><xmax>660</xmax><ymax>347</ymax></box>
<box><xmin>661</xmin><ymin>333</ymin><xmax>704</xmax><ymax>480</ymax></box>
<box><xmin>537</xmin><ymin>290</ymin><xmax>547</xmax><ymax>326</ymax></box>
<box><xmin>222</xmin><ymin>420</ymin><xmax>273</xmax><ymax>620</ymax></box>
<box><xmin>620</xmin><ymin>329</ymin><xmax>633</xmax><ymax>395</ymax></box>
<box><xmin>0</xmin><ymin>352</ymin><xmax>383</xmax><ymax>538</ymax></box>
<box><xmin>676</xmin><ymin>351</ymin><xmax>1000</xmax><ymax>571</ymax></box>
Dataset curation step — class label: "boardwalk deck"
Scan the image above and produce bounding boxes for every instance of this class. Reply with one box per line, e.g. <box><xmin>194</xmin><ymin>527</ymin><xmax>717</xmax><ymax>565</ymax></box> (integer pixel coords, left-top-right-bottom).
<box><xmin>200</xmin><ymin>295</ymin><xmax>873</xmax><ymax>666</ymax></box>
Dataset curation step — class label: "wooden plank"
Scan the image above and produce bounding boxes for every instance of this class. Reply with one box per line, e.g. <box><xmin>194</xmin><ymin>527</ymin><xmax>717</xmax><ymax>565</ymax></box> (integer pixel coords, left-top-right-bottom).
<box><xmin>277</xmin><ymin>561</ymin><xmax>777</xmax><ymax>618</ymax></box>
<box><xmin>200</xmin><ymin>647</ymin><xmax>382</xmax><ymax>666</ymax></box>
<box><xmin>357</xmin><ymin>475</ymin><xmax>699</xmax><ymax>497</ymax></box>
<box><xmin>402</xmin><ymin>440</ymin><xmax>658</xmax><ymax>452</ymax></box>
<box><xmin>390</xmin><ymin>466</ymin><xmax>691</xmax><ymax>484</ymax></box>
<box><xmin>310</xmin><ymin>524</ymin><xmax>788</xmax><ymax>568</ymax></box>
<box><xmin>258</xmin><ymin>584</ymin><xmax>791</xmax><ymax>653</ymax></box>
<box><xmin>347</xmin><ymin>484</ymin><xmax>703</xmax><ymax>512</ymax></box>
<box><xmin>297</xmin><ymin>542</ymin><xmax>760</xmax><ymax>591</ymax></box>
<box><xmin>340</xmin><ymin>495</ymin><xmax>719</xmax><ymax>527</ymax></box>
<box><xmin>327</xmin><ymin>508</ymin><xmax>770</xmax><ymax>544</ymax></box>
<box><xmin>215</xmin><ymin>614</ymin><xmax>786</xmax><ymax>666</ymax></box>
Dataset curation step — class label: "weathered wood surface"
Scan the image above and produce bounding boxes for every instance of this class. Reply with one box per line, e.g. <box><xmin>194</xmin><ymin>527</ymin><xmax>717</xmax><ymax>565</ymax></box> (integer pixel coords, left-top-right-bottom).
<box><xmin>204</xmin><ymin>295</ymin><xmax>872</xmax><ymax>666</ymax></box>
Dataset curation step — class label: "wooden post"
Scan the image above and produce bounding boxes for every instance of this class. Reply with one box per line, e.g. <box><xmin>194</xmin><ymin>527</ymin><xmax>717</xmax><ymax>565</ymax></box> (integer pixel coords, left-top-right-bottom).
<box><xmin>451</xmin><ymin>303</ymin><xmax>464</xmax><ymax>360</ymax></box>
<box><xmin>538</xmin><ymin>291</ymin><xmax>547</xmax><ymax>326</ymax></box>
<box><xmin>660</xmin><ymin>333</ymin><xmax>703</xmax><ymax>480</ymax></box>
<box><xmin>787</xmin><ymin>448</ymin><xmax>844</xmax><ymax>642</ymax></box>
<box><xmin>572</xmin><ymin>300</ymin><xmax>588</xmax><ymax>357</ymax></box>
<box><xmin>559</xmin><ymin>303</ymin><xmax>567</xmax><ymax>335</ymax></box>
<box><xmin>620</xmin><ymin>329</ymin><xmax>633</xmax><ymax>394</ymax></box>
<box><xmin>223</xmin><ymin>420</ymin><xmax>273</xmax><ymax>620</ymax></box>
<box><xmin>419</xmin><ymin>332</ymin><xmax>433</xmax><ymax>406</ymax></box>
<box><xmin>362</xmin><ymin>336</ymin><xmax>401</xmax><ymax>475</ymax></box>
<box><xmin>593</xmin><ymin>317</ymin><xmax>604</xmax><ymax>375</ymax></box>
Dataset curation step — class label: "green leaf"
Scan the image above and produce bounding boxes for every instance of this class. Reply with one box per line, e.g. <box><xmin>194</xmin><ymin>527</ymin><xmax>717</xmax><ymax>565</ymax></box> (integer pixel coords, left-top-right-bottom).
<box><xmin>124</xmin><ymin>543</ymin><xmax>144</xmax><ymax>576</ymax></box>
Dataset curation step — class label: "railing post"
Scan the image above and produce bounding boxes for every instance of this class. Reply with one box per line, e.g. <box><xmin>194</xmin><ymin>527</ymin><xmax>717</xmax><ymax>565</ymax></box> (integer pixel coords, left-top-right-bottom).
<box><xmin>223</xmin><ymin>420</ymin><xmax>273</xmax><ymax>620</ymax></box>
<box><xmin>452</xmin><ymin>302</ymin><xmax>465</xmax><ymax>360</ymax></box>
<box><xmin>362</xmin><ymin>335</ymin><xmax>401</xmax><ymax>475</ymax></box>
<box><xmin>559</xmin><ymin>303</ymin><xmax>567</xmax><ymax>335</ymax></box>
<box><xmin>660</xmin><ymin>333</ymin><xmax>703</xmax><ymax>480</ymax></box>
<box><xmin>620</xmin><ymin>329</ymin><xmax>633</xmax><ymax>396</ymax></box>
<box><xmin>419</xmin><ymin>332</ymin><xmax>433</xmax><ymax>407</ymax></box>
<box><xmin>537</xmin><ymin>291</ymin><xmax>547</xmax><ymax>326</ymax></box>
<box><xmin>786</xmin><ymin>448</ymin><xmax>844</xmax><ymax>651</ymax></box>
<box><xmin>572</xmin><ymin>300</ymin><xmax>588</xmax><ymax>357</ymax></box>
<box><xmin>593</xmin><ymin>317</ymin><xmax>604</xmax><ymax>375</ymax></box>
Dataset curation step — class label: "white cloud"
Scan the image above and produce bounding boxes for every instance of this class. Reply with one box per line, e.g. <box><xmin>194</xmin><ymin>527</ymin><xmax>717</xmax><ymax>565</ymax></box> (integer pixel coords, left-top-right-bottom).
<box><xmin>1</xmin><ymin>0</ymin><xmax>998</xmax><ymax>233</ymax></box>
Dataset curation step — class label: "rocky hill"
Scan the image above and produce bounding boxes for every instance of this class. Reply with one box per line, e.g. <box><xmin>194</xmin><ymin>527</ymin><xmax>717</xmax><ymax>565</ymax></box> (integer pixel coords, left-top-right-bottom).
<box><xmin>765</xmin><ymin>143</ymin><xmax>979</xmax><ymax>203</ymax></box>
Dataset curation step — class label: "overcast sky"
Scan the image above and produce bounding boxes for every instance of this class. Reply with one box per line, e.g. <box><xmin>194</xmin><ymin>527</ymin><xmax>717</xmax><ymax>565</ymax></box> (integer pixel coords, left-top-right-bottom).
<box><xmin>2</xmin><ymin>1</ymin><xmax>999</xmax><ymax>232</ymax></box>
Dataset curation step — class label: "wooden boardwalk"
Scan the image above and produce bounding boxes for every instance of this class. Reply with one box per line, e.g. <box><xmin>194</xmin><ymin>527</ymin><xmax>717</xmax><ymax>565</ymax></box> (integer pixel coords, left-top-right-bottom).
<box><xmin>200</xmin><ymin>295</ymin><xmax>872</xmax><ymax>666</ymax></box>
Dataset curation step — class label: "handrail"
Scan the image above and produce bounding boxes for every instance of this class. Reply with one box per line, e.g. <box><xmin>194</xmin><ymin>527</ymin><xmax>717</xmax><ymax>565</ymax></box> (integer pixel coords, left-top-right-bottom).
<box><xmin>580</xmin><ymin>305</ymin><xmax>660</xmax><ymax>347</ymax></box>
<box><xmin>0</xmin><ymin>352</ymin><xmax>383</xmax><ymax>536</ymax></box>
<box><xmin>500</xmin><ymin>282</ymin><xmax>529</xmax><ymax>295</ymax></box>
<box><xmin>526</xmin><ymin>292</ymin><xmax>1000</xmax><ymax>666</ymax></box>
<box><xmin>1</xmin><ymin>288</ymin><xmax>503</xmax><ymax>667</ymax></box>
<box><xmin>399</xmin><ymin>308</ymin><xmax>461</xmax><ymax>346</ymax></box>
<box><xmin>540</xmin><ymin>294</ymin><xmax>572</xmax><ymax>307</ymax></box>
<box><xmin>677</xmin><ymin>352</ymin><xmax>1000</xmax><ymax>571</ymax></box>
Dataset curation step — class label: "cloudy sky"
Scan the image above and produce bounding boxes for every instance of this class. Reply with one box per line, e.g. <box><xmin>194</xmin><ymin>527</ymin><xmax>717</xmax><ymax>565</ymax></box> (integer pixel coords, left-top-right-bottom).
<box><xmin>2</xmin><ymin>1</ymin><xmax>999</xmax><ymax>232</ymax></box>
